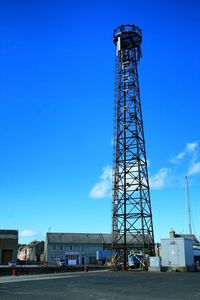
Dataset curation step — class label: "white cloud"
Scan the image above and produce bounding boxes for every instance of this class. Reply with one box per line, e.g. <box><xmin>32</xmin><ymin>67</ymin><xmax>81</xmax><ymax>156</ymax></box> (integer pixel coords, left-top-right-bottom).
<box><xmin>175</xmin><ymin>151</ymin><xmax>185</xmax><ymax>161</ymax></box>
<box><xmin>90</xmin><ymin>165</ymin><xmax>173</xmax><ymax>195</ymax></box>
<box><xmin>20</xmin><ymin>229</ymin><xmax>37</xmax><ymax>238</ymax></box>
<box><xmin>188</xmin><ymin>161</ymin><xmax>200</xmax><ymax>176</ymax></box>
<box><xmin>90</xmin><ymin>141</ymin><xmax>199</xmax><ymax>197</ymax></box>
<box><xmin>170</xmin><ymin>141</ymin><xmax>198</xmax><ymax>164</ymax></box>
<box><xmin>150</xmin><ymin>168</ymin><xmax>172</xmax><ymax>190</ymax></box>
<box><xmin>89</xmin><ymin>166</ymin><xmax>112</xmax><ymax>198</ymax></box>
<box><xmin>170</xmin><ymin>151</ymin><xmax>185</xmax><ymax>164</ymax></box>
<box><xmin>186</xmin><ymin>141</ymin><xmax>198</xmax><ymax>153</ymax></box>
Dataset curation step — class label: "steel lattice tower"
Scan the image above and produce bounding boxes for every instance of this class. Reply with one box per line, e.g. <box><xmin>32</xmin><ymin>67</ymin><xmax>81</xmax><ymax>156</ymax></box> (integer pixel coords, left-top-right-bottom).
<box><xmin>112</xmin><ymin>24</ymin><xmax>155</xmax><ymax>267</ymax></box>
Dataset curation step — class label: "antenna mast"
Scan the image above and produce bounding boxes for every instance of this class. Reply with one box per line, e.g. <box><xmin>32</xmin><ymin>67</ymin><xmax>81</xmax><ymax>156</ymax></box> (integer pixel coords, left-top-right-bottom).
<box><xmin>185</xmin><ymin>176</ymin><xmax>192</xmax><ymax>235</ymax></box>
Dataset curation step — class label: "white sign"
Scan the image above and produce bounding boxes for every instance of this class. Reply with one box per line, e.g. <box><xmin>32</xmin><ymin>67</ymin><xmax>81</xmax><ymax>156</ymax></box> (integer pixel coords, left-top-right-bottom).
<box><xmin>68</xmin><ymin>259</ymin><xmax>77</xmax><ymax>265</ymax></box>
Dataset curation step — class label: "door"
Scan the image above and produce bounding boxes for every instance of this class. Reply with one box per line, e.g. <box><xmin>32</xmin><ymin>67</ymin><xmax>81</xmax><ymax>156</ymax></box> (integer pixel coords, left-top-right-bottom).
<box><xmin>2</xmin><ymin>249</ymin><xmax>13</xmax><ymax>263</ymax></box>
<box><xmin>168</xmin><ymin>244</ymin><xmax>178</xmax><ymax>265</ymax></box>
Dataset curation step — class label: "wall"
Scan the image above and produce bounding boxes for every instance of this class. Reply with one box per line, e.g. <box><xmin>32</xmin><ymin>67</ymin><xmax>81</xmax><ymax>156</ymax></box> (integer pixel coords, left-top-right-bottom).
<box><xmin>184</xmin><ymin>239</ymin><xmax>194</xmax><ymax>266</ymax></box>
<box><xmin>46</xmin><ymin>243</ymin><xmax>104</xmax><ymax>265</ymax></box>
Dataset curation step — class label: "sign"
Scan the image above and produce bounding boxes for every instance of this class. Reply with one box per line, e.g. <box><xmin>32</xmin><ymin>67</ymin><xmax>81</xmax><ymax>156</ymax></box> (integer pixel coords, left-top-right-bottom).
<box><xmin>65</xmin><ymin>252</ymin><xmax>79</xmax><ymax>255</ymax></box>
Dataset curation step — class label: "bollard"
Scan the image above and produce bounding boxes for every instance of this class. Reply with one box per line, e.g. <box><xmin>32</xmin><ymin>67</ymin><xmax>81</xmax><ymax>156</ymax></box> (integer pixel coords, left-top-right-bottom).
<box><xmin>11</xmin><ymin>268</ymin><xmax>17</xmax><ymax>276</ymax></box>
<box><xmin>84</xmin><ymin>265</ymin><xmax>88</xmax><ymax>272</ymax></box>
<box><xmin>43</xmin><ymin>261</ymin><xmax>48</xmax><ymax>267</ymax></box>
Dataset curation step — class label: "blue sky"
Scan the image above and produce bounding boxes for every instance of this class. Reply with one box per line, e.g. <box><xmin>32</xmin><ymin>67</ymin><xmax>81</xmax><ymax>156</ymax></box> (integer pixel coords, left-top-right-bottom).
<box><xmin>0</xmin><ymin>0</ymin><xmax>200</xmax><ymax>244</ymax></box>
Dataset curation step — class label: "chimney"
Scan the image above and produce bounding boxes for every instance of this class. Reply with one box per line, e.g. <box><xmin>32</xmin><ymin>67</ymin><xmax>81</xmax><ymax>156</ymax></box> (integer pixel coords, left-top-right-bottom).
<box><xmin>169</xmin><ymin>229</ymin><xmax>175</xmax><ymax>238</ymax></box>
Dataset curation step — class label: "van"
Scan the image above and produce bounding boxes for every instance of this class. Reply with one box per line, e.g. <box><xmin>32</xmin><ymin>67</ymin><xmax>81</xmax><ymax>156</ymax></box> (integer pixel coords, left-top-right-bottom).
<box><xmin>56</xmin><ymin>259</ymin><xmax>66</xmax><ymax>267</ymax></box>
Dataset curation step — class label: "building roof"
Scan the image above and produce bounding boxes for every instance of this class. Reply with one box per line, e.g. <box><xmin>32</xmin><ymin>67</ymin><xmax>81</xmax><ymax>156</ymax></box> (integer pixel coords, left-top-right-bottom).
<box><xmin>47</xmin><ymin>233</ymin><xmax>111</xmax><ymax>244</ymax></box>
<box><xmin>0</xmin><ymin>229</ymin><xmax>18</xmax><ymax>235</ymax></box>
<box><xmin>0</xmin><ymin>229</ymin><xmax>18</xmax><ymax>239</ymax></box>
<box><xmin>46</xmin><ymin>232</ymin><xmax>153</xmax><ymax>246</ymax></box>
<box><xmin>176</xmin><ymin>234</ymin><xmax>199</xmax><ymax>244</ymax></box>
<box><xmin>29</xmin><ymin>241</ymin><xmax>44</xmax><ymax>248</ymax></box>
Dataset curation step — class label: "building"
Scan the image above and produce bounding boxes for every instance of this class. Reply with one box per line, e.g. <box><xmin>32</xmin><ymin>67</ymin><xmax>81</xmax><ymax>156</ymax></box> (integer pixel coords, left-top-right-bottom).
<box><xmin>0</xmin><ymin>230</ymin><xmax>18</xmax><ymax>264</ymax></box>
<box><xmin>44</xmin><ymin>232</ymin><xmax>153</xmax><ymax>265</ymax></box>
<box><xmin>44</xmin><ymin>232</ymin><xmax>112</xmax><ymax>265</ymax></box>
<box><xmin>18</xmin><ymin>241</ymin><xmax>44</xmax><ymax>262</ymax></box>
<box><xmin>17</xmin><ymin>244</ymin><xmax>30</xmax><ymax>261</ymax></box>
<box><xmin>161</xmin><ymin>237</ymin><xmax>194</xmax><ymax>270</ymax></box>
<box><xmin>28</xmin><ymin>241</ymin><xmax>44</xmax><ymax>262</ymax></box>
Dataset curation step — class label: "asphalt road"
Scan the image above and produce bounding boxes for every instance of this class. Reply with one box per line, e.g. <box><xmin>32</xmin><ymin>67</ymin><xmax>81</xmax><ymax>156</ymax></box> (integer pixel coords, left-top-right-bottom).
<box><xmin>0</xmin><ymin>270</ymin><xmax>200</xmax><ymax>300</ymax></box>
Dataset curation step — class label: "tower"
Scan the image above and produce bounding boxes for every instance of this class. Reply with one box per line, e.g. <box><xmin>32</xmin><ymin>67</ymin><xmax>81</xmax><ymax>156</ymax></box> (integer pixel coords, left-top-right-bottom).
<box><xmin>112</xmin><ymin>24</ymin><xmax>155</xmax><ymax>267</ymax></box>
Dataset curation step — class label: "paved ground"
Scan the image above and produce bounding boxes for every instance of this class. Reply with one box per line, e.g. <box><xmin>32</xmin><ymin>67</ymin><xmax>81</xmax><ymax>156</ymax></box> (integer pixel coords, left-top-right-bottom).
<box><xmin>0</xmin><ymin>270</ymin><xmax>200</xmax><ymax>299</ymax></box>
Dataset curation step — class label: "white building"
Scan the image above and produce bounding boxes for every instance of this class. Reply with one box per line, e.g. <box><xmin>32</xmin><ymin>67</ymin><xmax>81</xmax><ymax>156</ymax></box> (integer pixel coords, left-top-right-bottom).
<box><xmin>161</xmin><ymin>237</ymin><xmax>194</xmax><ymax>270</ymax></box>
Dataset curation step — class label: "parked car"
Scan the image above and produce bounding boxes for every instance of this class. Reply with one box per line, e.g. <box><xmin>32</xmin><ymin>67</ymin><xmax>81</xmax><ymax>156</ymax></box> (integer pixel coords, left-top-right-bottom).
<box><xmin>56</xmin><ymin>259</ymin><xmax>66</xmax><ymax>267</ymax></box>
<box><xmin>8</xmin><ymin>260</ymin><xmax>17</xmax><ymax>268</ymax></box>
